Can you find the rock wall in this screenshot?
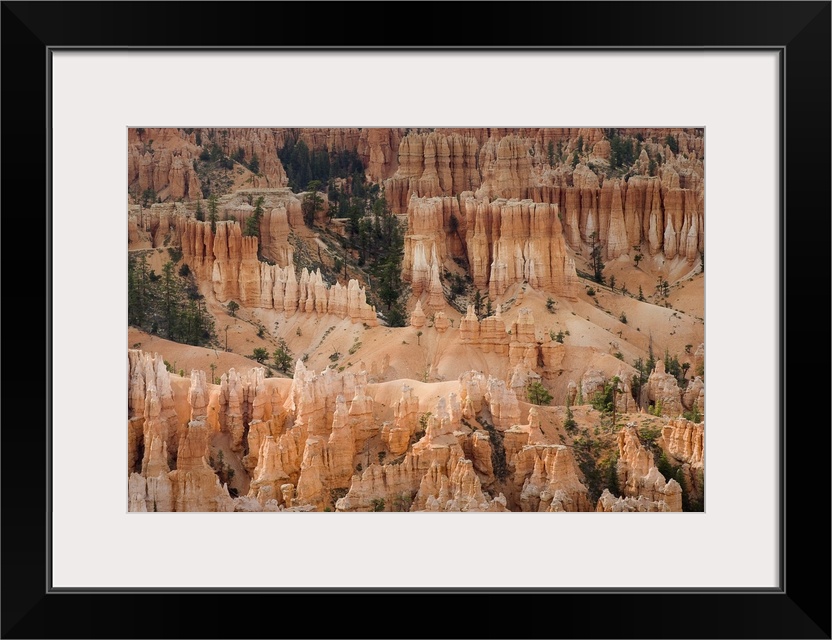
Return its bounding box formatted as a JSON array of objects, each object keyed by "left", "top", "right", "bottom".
[
  {"left": 384, "top": 131, "right": 481, "bottom": 212},
  {"left": 128, "top": 128, "right": 203, "bottom": 201},
  {"left": 181, "top": 217, "right": 378, "bottom": 325},
  {"left": 595, "top": 489, "right": 673, "bottom": 512},
  {"left": 512, "top": 444, "right": 591, "bottom": 512},
  {"left": 129, "top": 353, "right": 696, "bottom": 513},
  {"left": 196, "top": 127, "right": 405, "bottom": 185},
  {"left": 202, "top": 128, "right": 289, "bottom": 188},
  {"left": 129, "top": 350, "right": 390, "bottom": 512},
  {"left": 381, "top": 128, "right": 703, "bottom": 266},
  {"left": 128, "top": 350, "right": 236, "bottom": 512},
  {"left": 131, "top": 128, "right": 704, "bottom": 268},
  {"left": 659, "top": 417, "right": 704, "bottom": 467},
  {"left": 643, "top": 360, "right": 684, "bottom": 417},
  {"left": 614, "top": 425, "right": 682, "bottom": 511},
  {"left": 335, "top": 381, "right": 509, "bottom": 512},
  {"left": 402, "top": 193, "right": 579, "bottom": 303}
]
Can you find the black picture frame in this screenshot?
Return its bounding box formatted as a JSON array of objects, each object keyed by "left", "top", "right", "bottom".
[{"left": 2, "top": 2, "right": 829, "bottom": 638}]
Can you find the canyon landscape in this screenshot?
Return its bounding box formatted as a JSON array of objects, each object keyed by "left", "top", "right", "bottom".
[{"left": 127, "top": 127, "right": 704, "bottom": 513}]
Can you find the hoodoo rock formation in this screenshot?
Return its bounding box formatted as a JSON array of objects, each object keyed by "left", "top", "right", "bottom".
[
  {"left": 128, "top": 127, "right": 704, "bottom": 513},
  {"left": 401, "top": 194, "right": 579, "bottom": 301},
  {"left": 611, "top": 425, "right": 683, "bottom": 512}
]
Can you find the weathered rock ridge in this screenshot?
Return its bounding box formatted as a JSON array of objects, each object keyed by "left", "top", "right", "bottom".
[
  {"left": 402, "top": 194, "right": 579, "bottom": 301},
  {"left": 603, "top": 425, "right": 683, "bottom": 512},
  {"left": 384, "top": 128, "right": 703, "bottom": 265},
  {"left": 129, "top": 355, "right": 602, "bottom": 513}
]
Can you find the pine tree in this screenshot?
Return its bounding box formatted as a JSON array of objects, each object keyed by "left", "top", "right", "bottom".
[
  {"left": 302, "top": 181, "right": 324, "bottom": 227},
  {"left": 208, "top": 194, "right": 219, "bottom": 233},
  {"left": 589, "top": 231, "right": 605, "bottom": 284},
  {"left": 160, "top": 261, "right": 182, "bottom": 340},
  {"left": 563, "top": 399, "right": 577, "bottom": 434},
  {"left": 527, "top": 380, "right": 553, "bottom": 406},
  {"left": 244, "top": 196, "right": 264, "bottom": 238},
  {"left": 473, "top": 290, "right": 483, "bottom": 317}
]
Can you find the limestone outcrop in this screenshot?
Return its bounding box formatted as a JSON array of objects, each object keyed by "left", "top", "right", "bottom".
[
  {"left": 410, "top": 300, "right": 426, "bottom": 329},
  {"left": 201, "top": 128, "right": 289, "bottom": 188},
  {"left": 132, "top": 127, "right": 704, "bottom": 271},
  {"left": 659, "top": 417, "right": 704, "bottom": 467},
  {"left": 169, "top": 418, "right": 235, "bottom": 512},
  {"left": 511, "top": 443, "right": 591, "bottom": 512},
  {"left": 412, "top": 451, "right": 507, "bottom": 512},
  {"left": 128, "top": 353, "right": 700, "bottom": 512},
  {"left": 384, "top": 131, "right": 481, "bottom": 213},
  {"left": 644, "top": 360, "right": 684, "bottom": 417},
  {"left": 484, "top": 377, "right": 520, "bottom": 429},
  {"left": 180, "top": 218, "right": 378, "bottom": 325},
  {"left": 658, "top": 417, "right": 705, "bottom": 503},
  {"left": 128, "top": 129, "right": 203, "bottom": 201},
  {"left": 458, "top": 196, "right": 579, "bottom": 300},
  {"left": 595, "top": 490, "right": 673, "bottom": 512},
  {"left": 128, "top": 350, "right": 180, "bottom": 475},
  {"left": 380, "top": 128, "right": 703, "bottom": 268},
  {"left": 615, "top": 425, "right": 682, "bottom": 511},
  {"left": 179, "top": 189, "right": 299, "bottom": 265},
  {"left": 383, "top": 385, "right": 420, "bottom": 456}
]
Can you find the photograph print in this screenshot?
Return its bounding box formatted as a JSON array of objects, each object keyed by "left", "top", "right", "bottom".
[{"left": 127, "top": 127, "right": 704, "bottom": 513}]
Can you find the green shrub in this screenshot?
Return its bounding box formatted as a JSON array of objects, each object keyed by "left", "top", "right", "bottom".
[
  {"left": 683, "top": 405, "right": 702, "bottom": 422},
  {"left": 526, "top": 380, "right": 553, "bottom": 405},
  {"left": 273, "top": 339, "right": 293, "bottom": 373},
  {"left": 591, "top": 383, "right": 615, "bottom": 414},
  {"left": 563, "top": 403, "right": 578, "bottom": 435},
  {"left": 639, "top": 425, "right": 663, "bottom": 443},
  {"left": 482, "top": 420, "right": 509, "bottom": 481}
]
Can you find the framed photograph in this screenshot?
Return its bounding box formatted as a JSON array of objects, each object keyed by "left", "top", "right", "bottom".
[{"left": 4, "top": 1, "right": 829, "bottom": 638}]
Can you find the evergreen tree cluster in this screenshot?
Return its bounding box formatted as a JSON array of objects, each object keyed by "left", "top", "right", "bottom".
[
  {"left": 198, "top": 143, "right": 234, "bottom": 170},
  {"left": 231, "top": 147, "right": 260, "bottom": 174},
  {"left": 243, "top": 196, "right": 265, "bottom": 239},
  {"left": 194, "top": 142, "right": 235, "bottom": 198},
  {"left": 589, "top": 231, "right": 605, "bottom": 284},
  {"left": 278, "top": 137, "right": 364, "bottom": 192},
  {"left": 350, "top": 195, "right": 406, "bottom": 326},
  {"left": 609, "top": 133, "right": 638, "bottom": 171},
  {"left": 663, "top": 349, "right": 689, "bottom": 389},
  {"left": 590, "top": 382, "right": 615, "bottom": 414},
  {"left": 526, "top": 380, "right": 553, "bottom": 406},
  {"left": 128, "top": 254, "right": 216, "bottom": 347}
]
